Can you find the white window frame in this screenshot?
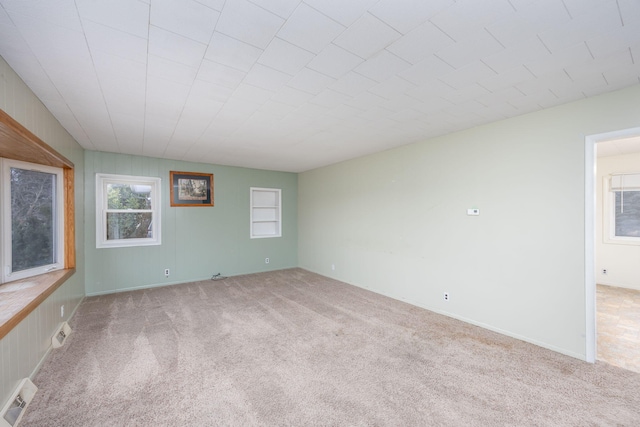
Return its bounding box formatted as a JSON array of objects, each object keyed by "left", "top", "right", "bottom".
[
  {"left": 96, "top": 173, "right": 161, "bottom": 248},
  {"left": 604, "top": 174, "right": 640, "bottom": 245},
  {"left": 1, "top": 159, "right": 65, "bottom": 282},
  {"left": 250, "top": 187, "right": 282, "bottom": 239}
]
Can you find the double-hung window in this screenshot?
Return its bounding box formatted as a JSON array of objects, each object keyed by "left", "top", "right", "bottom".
[
  {"left": 606, "top": 173, "right": 640, "bottom": 244},
  {"left": 96, "top": 174, "right": 161, "bottom": 248},
  {"left": 1, "top": 159, "right": 65, "bottom": 283}
]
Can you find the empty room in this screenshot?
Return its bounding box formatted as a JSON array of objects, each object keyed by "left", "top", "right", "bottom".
[{"left": 1, "top": 0, "right": 639, "bottom": 425}]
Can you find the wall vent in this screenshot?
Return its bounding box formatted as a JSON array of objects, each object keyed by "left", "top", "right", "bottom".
[
  {"left": 51, "top": 322, "right": 72, "bottom": 349},
  {"left": 0, "top": 378, "right": 37, "bottom": 427}
]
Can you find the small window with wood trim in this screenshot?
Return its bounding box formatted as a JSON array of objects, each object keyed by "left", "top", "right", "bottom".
[{"left": 1, "top": 159, "right": 65, "bottom": 283}]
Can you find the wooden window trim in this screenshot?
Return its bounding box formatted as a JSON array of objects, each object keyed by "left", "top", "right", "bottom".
[{"left": 0, "top": 108, "right": 76, "bottom": 340}]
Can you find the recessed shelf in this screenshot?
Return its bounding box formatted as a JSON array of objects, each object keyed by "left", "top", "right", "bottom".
[{"left": 250, "top": 187, "right": 281, "bottom": 239}]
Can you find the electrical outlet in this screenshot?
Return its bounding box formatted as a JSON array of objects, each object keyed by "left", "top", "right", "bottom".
[
  {"left": 602, "top": 268, "right": 607, "bottom": 275},
  {"left": 331, "top": 264, "right": 335, "bottom": 271},
  {"left": 164, "top": 269, "right": 170, "bottom": 277},
  {"left": 60, "top": 305, "right": 64, "bottom": 318},
  {"left": 443, "top": 292, "right": 450, "bottom": 301},
  {"left": 265, "top": 258, "right": 270, "bottom": 264}
]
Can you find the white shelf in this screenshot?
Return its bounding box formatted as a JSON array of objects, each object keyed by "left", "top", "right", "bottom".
[{"left": 250, "top": 187, "right": 281, "bottom": 238}]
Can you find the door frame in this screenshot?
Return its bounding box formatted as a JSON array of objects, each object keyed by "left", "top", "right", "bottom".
[{"left": 585, "top": 126, "right": 640, "bottom": 363}]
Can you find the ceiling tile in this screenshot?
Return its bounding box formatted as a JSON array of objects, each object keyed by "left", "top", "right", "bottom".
[
  {"left": 387, "top": 21, "right": 455, "bottom": 65},
  {"left": 248, "top": 0, "right": 302, "bottom": 19},
  {"left": 277, "top": 3, "right": 345, "bottom": 54},
  {"left": 216, "top": 0, "right": 284, "bottom": 49},
  {"left": 92, "top": 50, "right": 145, "bottom": 83},
  {"left": 149, "top": 26, "right": 207, "bottom": 68},
  {"left": 334, "top": 13, "right": 401, "bottom": 59},
  {"left": 562, "top": 0, "right": 617, "bottom": 18},
  {"left": 83, "top": 20, "right": 147, "bottom": 64},
  {"left": 344, "top": 91, "right": 386, "bottom": 110},
  {"left": 440, "top": 83, "right": 490, "bottom": 105},
  {"left": 369, "top": 0, "right": 454, "bottom": 34},
  {"left": 193, "top": 0, "right": 225, "bottom": 11},
  {"left": 197, "top": 59, "right": 246, "bottom": 88},
  {"left": 329, "top": 71, "right": 377, "bottom": 96},
  {"left": 399, "top": 55, "right": 454, "bottom": 85},
  {"left": 244, "top": 64, "right": 293, "bottom": 91},
  {"left": 150, "top": 0, "right": 220, "bottom": 44},
  {"left": 435, "top": 29, "right": 505, "bottom": 69},
  {"left": 307, "top": 1, "right": 378, "bottom": 27},
  {"left": 270, "top": 86, "right": 314, "bottom": 107},
  {"left": 439, "top": 61, "right": 497, "bottom": 90},
  {"left": 537, "top": 2, "right": 621, "bottom": 54},
  {"left": 429, "top": 0, "right": 514, "bottom": 42},
  {"left": 477, "top": 65, "right": 534, "bottom": 92},
  {"left": 147, "top": 55, "right": 198, "bottom": 86},
  {"left": 189, "top": 79, "right": 235, "bottom": 103},
  {"left": 586, "top": 30, "right": 629, "bottom": 60},
  {"left": 308, "top": 89, "right": 351, "bottom": 108},
  {"left": 307, "top": 44, "right": 363, "bottom": 78},
  {"left": 1, "top": 0, "right": 83, "bottom": 31},
  {"left": 619, "top": 0, "right": 640, "bottom": 26},
  {"left": 511, "top": 0, "right": 572, "bottom": 35},
  {"left": 354, "top": 51, "right": 411, "bottom": 82},
  {"left": 524, "top": 42, "right": 593, "bottom": 77},
  {"left": 257, "top": 100, "right": 297, "bottom": 117},
  {"left": 564, "top": 49, "right": 632, "bottom": 83},
  {"left": 258, "top": 37, "right": 315, "bottom": 74},
  {"left": 76, "top": 0, "right": 149, "bottom": 38},
  {"left": 146, "top": 79, "right": 190, "bottom": 113},
  {"left": 233, "top": 83, "right": 274, "bottom": 104},
  {"left": 287, "top": 67, "right": 335, "bottom": 94},
  {"left": 325, "top": 104, "right": 364, "bottom": 119},
  {"left": 180, "top": 96, "right": 224, "bottom": 122},
  {"left": 368, "top": 76, "right": 417, "bottom": 99},
  {"left": 482, "top": 36, "right": 549, "bottom": 73},
  {"left": 205, "top": 32, "right": 263, "bottom": 72}
]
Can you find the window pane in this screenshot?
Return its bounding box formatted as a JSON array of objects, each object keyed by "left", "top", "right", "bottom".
[
  {"left": 10, "top": 167, "right": 56, "bottom": 272},
  {"left": 615, "top": 191, "right": 640, "bottom": 237},
  {"left": 107, "top": 212, "right": 153, "bottom": 240},
  {"left": 107, "top": 183, "right": 152, "bottom": 209}
]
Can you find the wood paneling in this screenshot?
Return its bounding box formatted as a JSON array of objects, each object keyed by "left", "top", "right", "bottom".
[
  {"left": 0, "top": 109, "right": 73, "bottom": 168},
  {"left": 64, "top": 168, "right": 75, "bottom": 269}
]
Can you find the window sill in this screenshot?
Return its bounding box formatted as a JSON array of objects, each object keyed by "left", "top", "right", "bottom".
[{"left": 0, "top": 269, "right": 75, "bottom": 340}]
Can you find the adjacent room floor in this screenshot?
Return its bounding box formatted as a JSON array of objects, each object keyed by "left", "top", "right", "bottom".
[{"left": 597, "top": 284, "right": 640, "bottom": 373}]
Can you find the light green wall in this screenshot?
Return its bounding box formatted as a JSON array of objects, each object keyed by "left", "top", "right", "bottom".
[
  {"left": 84, "top": 151, "right": 297, "bottom": 295},
  {"left": 299, "top": 84, "right": 640, "bottom": 360},
  {"left": 0, "top": 56, "right": 85, "bottom": 408}
]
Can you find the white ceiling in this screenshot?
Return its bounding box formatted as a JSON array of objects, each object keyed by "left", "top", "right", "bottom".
[
  {"left": 597, "top": 135, "right": 640, "bottom": 157},
  {"left": 1, "top": 0, "right": 639, "bottom": 172}
]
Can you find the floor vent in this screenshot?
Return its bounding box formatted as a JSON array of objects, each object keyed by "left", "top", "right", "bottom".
[
  {"left": 0, "top": 378, "right": 37, "bottom": 427},
  {"left": 52, "top": 322, "right": 72, "bottom": 349}
]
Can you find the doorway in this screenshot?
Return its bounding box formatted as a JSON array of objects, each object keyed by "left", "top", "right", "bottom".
[{"left": 585, "top": 128, "right": 640, "bottom": 371}]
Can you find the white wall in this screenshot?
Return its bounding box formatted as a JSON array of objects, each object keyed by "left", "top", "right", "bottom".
[
  {"left": 596, "top": 151, "right": 640, "bottom": 290},
  {"left": 0, "top": 56, "right": 85, "bottom": 408},
  {"left": 299, "top": 84, "right": 640, "bottom": 361}
]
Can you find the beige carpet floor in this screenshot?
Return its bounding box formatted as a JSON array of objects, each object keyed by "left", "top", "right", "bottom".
[{"left": 22, "top": 269, "right": 640, "bottom": 426}]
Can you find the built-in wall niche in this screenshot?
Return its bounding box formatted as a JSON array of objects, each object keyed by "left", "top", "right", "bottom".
[{"left": 250, "top": 187, "right": 281, "bottom": 238}]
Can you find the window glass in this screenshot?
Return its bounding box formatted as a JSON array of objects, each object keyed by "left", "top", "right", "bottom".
[
  {"left": 10, "top": 167, "right": 57, "bottom": 272},
  {"left": 96, "top": 174, "right": 161, "bottom": 248},
  {"left": 614, "top": 191, "right": 640, "bottom": 238}
]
